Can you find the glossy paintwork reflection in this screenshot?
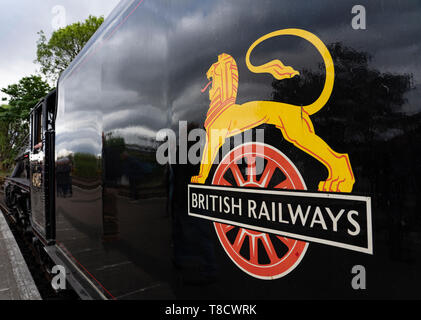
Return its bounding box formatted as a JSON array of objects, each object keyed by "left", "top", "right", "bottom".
[{"left": 54, "top": 0, "right": 420, "bottom": 299}]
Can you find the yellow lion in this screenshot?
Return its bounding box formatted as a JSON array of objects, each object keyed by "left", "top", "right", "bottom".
[{"left": 191, "top": 29, "right": 355, "bottom": 193}]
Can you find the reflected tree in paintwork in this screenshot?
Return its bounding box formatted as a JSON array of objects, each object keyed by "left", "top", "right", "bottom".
[{"left": 271, "top": 43, "right": 419, "bottom": 261}]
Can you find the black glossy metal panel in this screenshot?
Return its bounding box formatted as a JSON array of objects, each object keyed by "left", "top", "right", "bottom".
[{"left": 54, "top": 0, "right": 421, "bottom": 299}]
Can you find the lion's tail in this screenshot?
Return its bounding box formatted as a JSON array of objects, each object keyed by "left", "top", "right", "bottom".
[{"left": 245, "top": 28, "right": 334, "bottom": 116}]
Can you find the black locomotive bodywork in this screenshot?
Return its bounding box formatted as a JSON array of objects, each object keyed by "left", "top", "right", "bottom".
[
  {"left": 4, "top": 0, "right": 421, "bottom": 299},
  {"left": 4, "top": 146, "right": 31, "bottom": 228}
]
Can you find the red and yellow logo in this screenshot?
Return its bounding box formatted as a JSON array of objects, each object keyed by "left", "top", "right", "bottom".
[{"left": 191, "top": 29, "right": 355, "bottom": 279}]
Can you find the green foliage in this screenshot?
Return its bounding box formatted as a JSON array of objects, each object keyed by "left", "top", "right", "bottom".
[
  {"left": 0, "top": 106, "right": 27, "bottom": 170},
  {"left": 0, "top": 14, "right": 103, "bottom": 171},
  {"left": 73, "top": 153, "right": 100, "bottom": 179},
  {"left": 35, "top": 15, "right": 104, "bottom": 82},
  {"left": 0, "top": 113, "right": 14, "bottom": 170},
  {"left": 0, "top": 75, "right": 51, "bottom": 169},
  {"left": 1, "top": 75, "right": 51, "bottom": 120}
]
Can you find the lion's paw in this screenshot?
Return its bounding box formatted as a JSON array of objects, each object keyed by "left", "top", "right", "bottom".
[
  {"left": 318, "top": 177, "right": 355, "bottom": 193},
  {"left": 191, "top": 175, "right": 206, "bottom": 184}
]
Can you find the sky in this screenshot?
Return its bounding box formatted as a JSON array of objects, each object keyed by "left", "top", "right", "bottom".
[
  {"left": 0, "top": 0, "right": 121, "bottom": 102},
  {"left": 1, "top": 0, "right": 419, "bottom": 113}
]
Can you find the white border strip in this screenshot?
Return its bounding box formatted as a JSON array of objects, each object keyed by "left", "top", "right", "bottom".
[
  {"left": 191, "top": 184, "right": 371, "bottom": 202},
  {"left": 188, "top": 185, "right": 373, "bottom": 255}
]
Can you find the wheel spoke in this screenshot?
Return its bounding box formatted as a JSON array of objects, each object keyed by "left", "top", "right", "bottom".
[
  {"left": 233, "top": 229, "right": 247, "bottom": 251},
  {"left": 275, "top": 179, "right": 294, "bottom": 190},
  {"left": 222, "top": 224, "right": 235, "bottom": 233},
  {"left": 258, "top": 161, "right": 277, "bottom": 188},
  {"left": 277, "top": 236, "right": 295, "bottom": 250},
  {"left": 218, "top": 176, "right": 232, "bottom": 186},
  {"left": 249, "top": 235, "right": 259, "bottom": 264},
  {"left": 261, "top": 234, "right": 279, "bottom": 263},
  {"left": 230, "top": 163, "right": 246, "bottom": 186},
  {"left": 212, "top": 143, "right": 308, "bottom": 278},
  {"left": 245, "top": 155, "right": 257, "bottom": 184}
]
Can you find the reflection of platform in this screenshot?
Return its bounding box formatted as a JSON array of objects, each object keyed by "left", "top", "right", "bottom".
[
  {"left": 55, "top": 185, "right": 174, "bottom": 299},
  {"left": 0, "top": 209, "right": 41, "bottom": 300}
]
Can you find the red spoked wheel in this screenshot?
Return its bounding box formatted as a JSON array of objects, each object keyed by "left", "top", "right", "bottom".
[{"left": 212, "top": 142, "right": 309, "bottom": 280}]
